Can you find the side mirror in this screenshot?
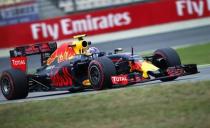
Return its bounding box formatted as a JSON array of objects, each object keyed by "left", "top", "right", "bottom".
[{"left": 114, "top": 48, "right": 123, "bottom": 54}]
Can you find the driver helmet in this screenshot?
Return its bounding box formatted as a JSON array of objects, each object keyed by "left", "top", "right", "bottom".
[{"left": 87, "top": 47, "right": 100, "bottom": 54}]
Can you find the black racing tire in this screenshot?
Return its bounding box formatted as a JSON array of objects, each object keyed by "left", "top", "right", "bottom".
[
  {"left": 88, "top": 56, "right": 116, "bottom": 90},
  {"left": 0, "top": 69, "right": 28, "bottom": 100},
  {"left": 154, "top": 48, "right": 181, "bottom": 82}
]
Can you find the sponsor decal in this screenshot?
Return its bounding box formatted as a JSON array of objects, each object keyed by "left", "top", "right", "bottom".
[
  {"left": 11, "top": 59, "right": 26, "bottom": 66},
  {"left": 30, "top": 12, "right": 131, "bottom": 40},
  {"left": 0, "top": 1, "right": 39, "bottom": 26},
  {"left": 0, "top": 0, "right": 210, "bottom": 48},
  {"left": 25, "top": 45, "right": 39, "bottom": 54},
  {"left": 50, "top": 67, "right": 73, "bottom": 87},
  {"left": 176, "top": 0, "right": 210, "bottom": 16},
  {"left": 111, "top": 75, "right": 128, "bottom": 85},
  {"left": 10, "top": 56, "right": 27, "bottom": 72},
  {"left": 47, "top": 43, "right": 76, "bottom": 65},
  {"left": 24, "top": 43, "right": 51, "bottom": 54},
  {"left": 167, "top": 67, "right": 184, "bottom": 76}
]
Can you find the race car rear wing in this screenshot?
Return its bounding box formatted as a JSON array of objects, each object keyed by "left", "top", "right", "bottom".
[
  {"left": 9, "top": 42, "right": 57, "bottom": 72},
  {"left": 10, "top": 42, "right": 57, "bottom": 57}
]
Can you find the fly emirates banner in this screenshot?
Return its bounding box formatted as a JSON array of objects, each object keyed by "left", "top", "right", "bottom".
[{"left": 0, "top": 0, "right": 210, "bottom": 48}]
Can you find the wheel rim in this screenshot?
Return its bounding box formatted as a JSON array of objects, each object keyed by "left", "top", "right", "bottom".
[
  {"left": 1, "top": 77, "right": 11, "bottom": 95},
  {"left": 89, "top": 65, "right": 101, "bottom": 86},
  {"left": 155, "top": 53, "right": 168, "bottom": 69}
]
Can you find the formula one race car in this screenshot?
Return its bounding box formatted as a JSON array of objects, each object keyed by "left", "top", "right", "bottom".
[{"left": 0, "top": 34, "right": 199, "bottom": 100}]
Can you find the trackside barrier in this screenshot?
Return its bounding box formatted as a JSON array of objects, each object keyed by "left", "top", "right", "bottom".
[{"left": 0, "top": 0, "right": 210, "bottom": 48}]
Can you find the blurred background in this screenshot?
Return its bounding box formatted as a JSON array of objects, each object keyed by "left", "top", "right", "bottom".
[{"left": 0, "top": 0, "right": 148, "bottom": 26}]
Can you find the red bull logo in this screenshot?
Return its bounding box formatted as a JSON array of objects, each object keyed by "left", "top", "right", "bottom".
[
  {"left": 50, "top": 67, "right": 73, "bottom": 87},
  {"left": 47, "top": 43, "right": 76, "bottom": 65}
]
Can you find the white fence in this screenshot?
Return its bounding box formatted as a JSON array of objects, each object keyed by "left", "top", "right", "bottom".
[{"left": 59, "top": 0, "right": 148, "bottom": 13}]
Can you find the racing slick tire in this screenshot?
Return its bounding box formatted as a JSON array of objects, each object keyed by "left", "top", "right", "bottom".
[
  {"left": 88, "top": 56, "right": 116, "bottom": 90},
  {"left": 154, "top": 48, "right": 181, "bottom": 82},
  {"left": 0, "top": 69, "right": 28, "bottom": 100}
]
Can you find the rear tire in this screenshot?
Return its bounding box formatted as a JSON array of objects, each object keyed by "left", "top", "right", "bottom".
[
  {"left": 0, "top": 69, "right": 28, "bottom": 100},
  {"left": 154, "top": 48, "right": 181, "bottom": 82},
  {"left": 88, "top": 57, "right": 116, "bottom": 90}
]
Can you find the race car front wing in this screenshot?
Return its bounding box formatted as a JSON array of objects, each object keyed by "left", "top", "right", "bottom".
[{"left": 111, "top": 64, "right": 199, "bottom": 86}]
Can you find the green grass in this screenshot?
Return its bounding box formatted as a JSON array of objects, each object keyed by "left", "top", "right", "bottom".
[
  {"left": 141, "top": 42, "right": 210, "bottom": 65},
  {"left": 176, "top": 43, "right": 210, "bottom": 65},
  {"left": 0, "top": 81, "right": 210, "bottom": 128}
]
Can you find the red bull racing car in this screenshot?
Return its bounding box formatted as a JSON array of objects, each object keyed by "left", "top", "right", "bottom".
[{"left": 0, "top": 35, "right": 198, "bottom": 100}]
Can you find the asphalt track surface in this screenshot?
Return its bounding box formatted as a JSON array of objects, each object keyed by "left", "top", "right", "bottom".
[
  {"left": 0, "top": 25, "right": 210, "bottom": 103},
  {"left": 0, "top": 66, "right": 209, "bottom": 104}
]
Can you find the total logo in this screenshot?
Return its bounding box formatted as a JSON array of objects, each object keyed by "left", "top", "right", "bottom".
[
  {"left": 112, "top": 76, "right": 127, "bottom": 82},
  {"left": 111, "top": 75, "right": 128, "bottom": 85},
  {"left": 11, "top": 59, "right": 26, "bottom": 66},
  {"left": 10, "top": 57, "right": 27, "bottom": 72}
]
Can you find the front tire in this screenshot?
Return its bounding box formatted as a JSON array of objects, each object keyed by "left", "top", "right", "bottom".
[
  {"left": 0, "top": 69, "right": 28, "bottom": 100},
  {"left": 154, "top": 48, "right": 181, "bottom": 82},
  {"left": 88, "top": 57, "right": 116, "bottom": 90}
]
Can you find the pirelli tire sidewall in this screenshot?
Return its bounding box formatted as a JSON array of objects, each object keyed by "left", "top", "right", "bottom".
[
  {"left": 0, "top": 69, "right": 28, "bottom": 100},
  {"left": 88, "top": 57, "right": 116, "bottom": 90},
  {"left": 154, "top": 47, "right": 181, "bottom": 81}
]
